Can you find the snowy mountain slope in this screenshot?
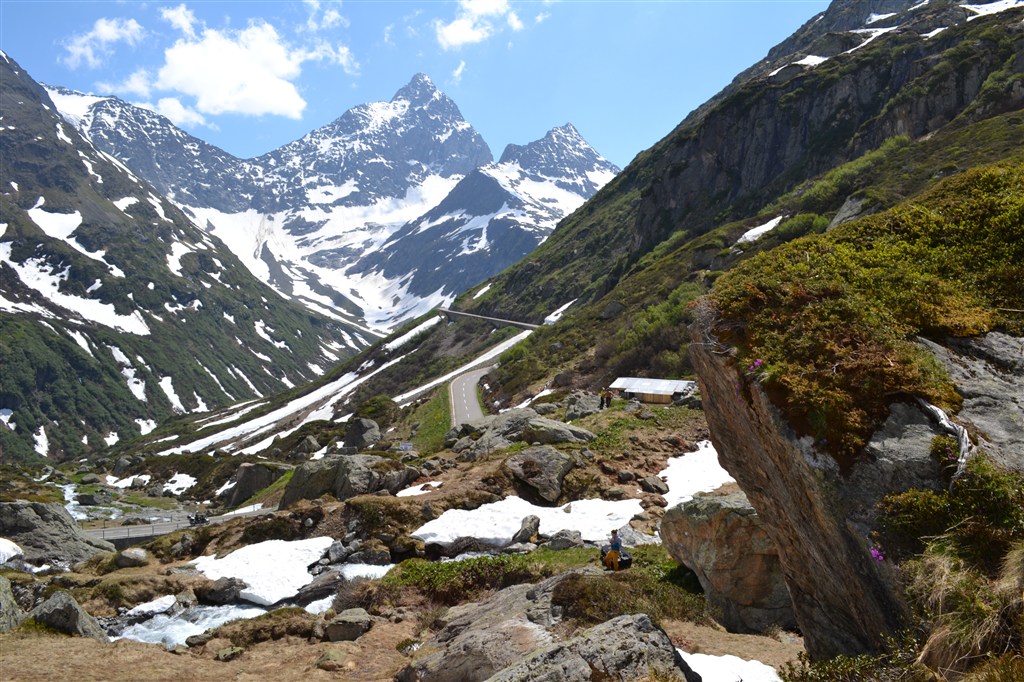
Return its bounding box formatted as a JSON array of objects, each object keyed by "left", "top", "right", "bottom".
[
  {"left": 49, "top": 75, "right": 618, "bottom": 331},
  {"left": 350, "top": 124, "right": 619, "bottom": 300},
  {"left": 0, "top": 51, "right": 368, "bottom": 463}
]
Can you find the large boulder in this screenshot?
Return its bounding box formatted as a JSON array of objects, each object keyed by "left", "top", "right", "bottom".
[
  {"left": 487, "top": 614, "right": 697, "bottom": 682},
  {"left": 194, "top": 577, "right": 246, "bottom": 605},
  {"left": 279, "top": 455, "right": 419, "bottom": 508},
  {"left": 564, "top": 392, "right": 602, "bottom": 421},
  {"left": 28, "top": 591, "right": 106, "bottom": 640},
  {"left": 1, "top": 575, "right": 23, "bottom": 632},
  {"left": 396, "top": 571, "right": 578, "bottom": 682},
  {"left": 690, "top": 328, "right": 913, "bottom": 658},
  {"left": 344, "top": 418, "right": 382, "bottom": 451},
  {"left": 222, "top": 462, "right": 292, "bottom": 509},
  {"left": 0, "top": 502, "right": 114, "bottom": 567},
  {"left": 113, "top": 547, "right": 150, "bottom": 569},
  {"left": 397, "top": 571, "right": 698, "bottom": 682},
  {"left": 324, "top": 607, "right": 374, "bottom": 641},
  {"left": 504, "top": 446, "right": 574, "bottom": 504},
  {"left": 522, "top": 418, "right": 596, "bottom": 446},
  {"left": 660, "top": 490, "right": 795, "bottom": 634}
]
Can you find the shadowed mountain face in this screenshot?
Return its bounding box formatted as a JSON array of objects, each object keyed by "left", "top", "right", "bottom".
[{"left": 0, "top": 52, "right": 366, "bottom": 463}]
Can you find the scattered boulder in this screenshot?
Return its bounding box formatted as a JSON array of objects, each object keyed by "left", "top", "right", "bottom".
[
  {"left": 28, "top": 591, "right": 106, "bottom": 640},
  {"left": 343, "top": 419, "right": 382, "bottom": 451},
  {"left": 564, "top": 392, "right": 601, "bottom": 421},
  {"left": 315, "top": 650, "right": 348, "bottom": 671},
  {"left": 395, "top": 571, "right": 579, "bottom": 682},
  {"left": 639, "top": 475, "right": 670, "bottom": 495},
  {"left": 222, "top": 462, "right": 292, "bottom": 509},
  {"left": 532, "top": 402, "right": 559, "bottom": 416},
  {"left": 299, "top": 435, "right": 322, "bottom": 454},
  {"left": 279, "top": 454, "right": 419, "bottom": 508},
  {"left": 544, "top": 529, "right": 584, "bottom": 550},
  {"left": 324, "top": 608, "right": 374, "bottom": 642},
  {"left": 295, "top": 569, "right": 347, "bottom": 607},
  {"left": 522, "top": 418, "right": 596, "bottom": 446},
  {"left": 487, "top": 614, "right": 698, "bottom": 682},
  {"left": 80, "top": 474, "right": 101, "bottom": 484},
  {"left": 195, "top": 577, "right": 247, "bottom": 606},
  {"left": 661, "top": 490, "right": 795, "bottom": 634},
  {"left": 113, "top": 547, "right": 150, "bottom": 569},
  {"left": 77, "top": 491, "right": 113, "bottom": 506},
  {"left": 215, "top": 646, "right": 245, "bottom": 662},
  {"left": 0, "top": 501, "right": 114, "bottom": 566},
  {"left": 504, "top": 446, "right": 574, "bottom": 504},
  {"left": 112, "top": 458, "right": 131, "bottom": 476},
  {"left": 509, "top": 515, "right": 540, "bottom": 545},
  {"left": 1, "top": 576, "right": 24, "bottom": 632}
]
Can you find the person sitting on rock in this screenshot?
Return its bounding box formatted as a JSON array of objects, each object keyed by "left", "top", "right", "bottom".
[{"left": 604, "top": 529, "right": 623, "bottom": 571}]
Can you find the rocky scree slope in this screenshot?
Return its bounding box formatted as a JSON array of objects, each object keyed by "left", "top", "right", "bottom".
[{"left": 0, "top": 52, "right": 359, "bottom": 464}]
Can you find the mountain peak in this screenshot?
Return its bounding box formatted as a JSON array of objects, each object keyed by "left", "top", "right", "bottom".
[
  {"left": 498, "top": 124, "right": 617, "bottom": 178},
  {"left": 393, "top": 73, "right": 439, "bottom": 104}
]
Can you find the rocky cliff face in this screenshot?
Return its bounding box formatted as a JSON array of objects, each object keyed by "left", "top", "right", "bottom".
[
  {"left": 688, "top": 327, "right": 912, "bottom": 659},
  {"left": 634, "top": 9, "right": 1024, "bottom": 255}
]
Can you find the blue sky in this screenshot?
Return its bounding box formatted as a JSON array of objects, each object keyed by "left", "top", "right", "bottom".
[{"left": 0, "top": 1, "right": 830, "bottom": 168}]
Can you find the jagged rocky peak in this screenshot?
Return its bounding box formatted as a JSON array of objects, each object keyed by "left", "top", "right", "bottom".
[
  {"left": 393, "top": 72, "right": 442, "bottom": 105},
  {"left": 498, "top": 123, "right": 619, "bottom": 186}
]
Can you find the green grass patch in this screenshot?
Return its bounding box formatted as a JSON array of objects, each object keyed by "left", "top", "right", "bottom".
[
  {"left": 382, "top": 554, "right": 547, "bottom": 605},
  {"left": 409, "top": 389, "right": 451, "bottom": 456}
]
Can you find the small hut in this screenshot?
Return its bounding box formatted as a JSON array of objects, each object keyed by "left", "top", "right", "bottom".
[{"left": 608, "top": 377, "right": 695, "bottom": 404}]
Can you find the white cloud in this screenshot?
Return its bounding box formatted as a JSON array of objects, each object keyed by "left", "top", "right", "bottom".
[
  {"left": 452, "top": 59, "right": 467, "bottom": 84},
  {"left": 383, "top": 23, "right": 395, "bottom": 45},
  {"left": 434, "top": 0, "right": 524, "bottom": 50},
  {"left": 156, "top": 22, "right": 310, "bottom": 118},
  {"left": 303, "top": 0, "right": 349, "bottom": 32},
  {"left": 535, "top": 12, "right": 550, "bottom": 24},
  {"left": 161, "top": 4, "right": 198, "bottom": 39},
  {"left": 63, "top": 17, "right": 144, "bottom": 69},
  {"left": 435, "top": 17, "right": 493, "bottom": 50},
  {"left": 151, "top": 97, "right": 209, "bottom": 127},
  {"left": 97, "top": 68, "right": 153, "bottom": 99}
]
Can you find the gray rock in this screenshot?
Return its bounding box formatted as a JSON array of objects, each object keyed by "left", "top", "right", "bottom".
[
  {"left": 522, "top": 418, "right": 596, "bottom": 446},
  {"left": 1, "top": 576, "right": 24, "bottom": 632},
  {"left": 344, "top": 418, "right": 382, "bottom": 451},
  {"left": 545, "top": 529, "right": 583, "bottom": 551},
  {"left": 114, "top": 547, "right": 150, "bottom": 569},
  {"left": 396, "top": 571, "right": 582, "bottom": 682},
  {"left": 533, "top": 402, "right": 559, "bottom": 416},
  {"left": 661, "top": 491, "right": 795, "bottom": 634},
  {"left": 639, "top": 475, "right": 669, "bottom": 495},
  {"left": 195, "top": 577, "right": 246, "bottom": 605},
  {"left": 0, "top": 502, "right": 114, "bottom": 566},
  {"left": 299, "top": 435, "right": 322, "bottom": 453},
  {"left": 324, "top": 607, "right": 373, "bottom": 641},
  {"left": 564, "top": 392, "right": 601, "bottom": 421},
  {"left": 487, "top": 614, "right": 697, "bottom": 682},
  {"left": 327, "top": 539, "right": 355, "bottom": 563},
  {"left": 504, "top": 446, "right": 574, "bottom": 505},
  {"left": 509, "top": 515, "right": 540, "bottom": 545},
  {"left": 80, "top": 474, "right": 101, "bottom": 484},
  {"left": 279, "top": 454, "right": 419, "bottom": 508},
  {"left": 222, "top": 462, "right": 292, "bottom": 509},
  {"left": 28, "top": 591, "right": 106, "bottom": 640},
  {"left": 920, "top": 333, "right": 1024, "bottom": 472},
  {"left": 295, "top": 569, "right": 346, "bottom": 607},
  {"left": 112, "top": 458, "right": 131, "bottom": 476}
]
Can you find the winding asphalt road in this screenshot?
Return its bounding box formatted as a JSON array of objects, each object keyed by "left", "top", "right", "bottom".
[
  {"left": 449, "top": 366, "right": 491, "bottom": 427},
  {"left": 83, "top": 506, "right": 270, "bottom": 543}
]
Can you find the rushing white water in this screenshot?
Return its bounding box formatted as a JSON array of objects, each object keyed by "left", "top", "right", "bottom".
[{"left": 117, "top": 604, "right": 267, "bottom": 648}]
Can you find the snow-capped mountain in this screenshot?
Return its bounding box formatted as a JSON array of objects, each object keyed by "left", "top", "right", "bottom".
[
  {"left": 48, "top": 75, "right": 618, "bottom": 330},
  {"left": 350, "top": 124, "right": 619, "bottom": 299},
  {"left": 0, "top": 51, "right": 371, "bottom": 462}
]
